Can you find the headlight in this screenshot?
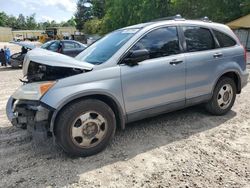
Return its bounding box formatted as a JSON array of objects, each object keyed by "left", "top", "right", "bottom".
[{"left": 12, "top": 81, "right": 56, "bottom": 100}]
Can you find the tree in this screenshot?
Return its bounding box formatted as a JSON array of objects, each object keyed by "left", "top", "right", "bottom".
[
  {"left": 99, "top": 0, "right": 173, "bottom": 33},
  {"left": 63, "top": 17, "right": 77, "bottom": 27},
  {"left": 240, "top": 0, "right": 250, "bottom": 17},
  {"left": 6, "top": 16, "right": 17, "bottom": 29},
  {"left": 1, "top": 0, "right": 250, "bottom": 33},
  {"left": 84, "top": 18, "right": 102, "bottom": 34},
  {"left": 0, "top": 12, "right": 8, "bottom": 26},
  {"left": 172, "top": 0, "right": 244, "bottom": 23},
  {"left": 26, "top": 14, "right": 37, "bottom": 30},
  {"left": 92, "top": 0, "right": 105, "bottom": 19},
  {"left": 16, "top": 14, "right": 26, "bottom": 30},
  {"left": 75, "top": 0, "right": 93, "bottom": 31}
]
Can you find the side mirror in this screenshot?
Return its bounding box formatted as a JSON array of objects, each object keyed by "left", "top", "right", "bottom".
[{"left": 123, "top": 49, "right": 149, "bottom": 65}]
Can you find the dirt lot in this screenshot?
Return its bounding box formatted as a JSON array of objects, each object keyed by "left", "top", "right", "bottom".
[
  {"left": 0, "top": 43, "right": 250, "bottom": 188},
  {"left": 248, "top": 52, "right": 250, "bottom": 64}
]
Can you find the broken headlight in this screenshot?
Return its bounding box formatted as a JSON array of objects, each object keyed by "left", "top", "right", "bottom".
[{"left": 12, "top": 81, "right": 56, "bottom": 100}]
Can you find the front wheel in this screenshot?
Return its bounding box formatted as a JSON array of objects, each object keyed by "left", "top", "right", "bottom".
[
  {"left": 206, "top": 77, "right": 236, "bottom": 115},
  {"left": 55, "top": 99, "right": 116, "bottom": 157}
]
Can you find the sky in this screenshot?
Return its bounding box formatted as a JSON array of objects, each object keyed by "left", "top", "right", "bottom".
[{"left": 0, "top": 0, "right": 77, "bottom": 22}]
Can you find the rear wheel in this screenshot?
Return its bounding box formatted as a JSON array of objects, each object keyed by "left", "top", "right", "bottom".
[
  {"left": 206, "top": 77, "right": 236, "bottom": 115},
  {"left": 55, "top": 99, "right": 116, "bottom": 157}
]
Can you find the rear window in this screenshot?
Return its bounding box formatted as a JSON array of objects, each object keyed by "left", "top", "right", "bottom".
[
  {"left": 213, "top": 30, "right": 236, "bottom": 48},
  {"left": 183, "top": 26, "right": 215, "bottom": 52}
]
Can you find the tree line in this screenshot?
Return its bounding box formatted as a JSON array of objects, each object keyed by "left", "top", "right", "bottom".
[
  {"left": 75, "top": 0, "right": 250, "bottom": 35},
  {"left": 0, "top": 12, "right": 76, "bottom": 30},
  {"left": 0, "top": 0, "right": 249, "bottom": 33}
]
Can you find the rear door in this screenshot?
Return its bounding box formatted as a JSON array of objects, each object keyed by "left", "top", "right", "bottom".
[
  {"left": 212, "top": 29, "right": 243, "bottom": 68},
  {"left": 62, "top": 41, "right": 79, "bottom": 57},
  {"left": 181, "top": 25, "right": 223, "bottom": 102}
]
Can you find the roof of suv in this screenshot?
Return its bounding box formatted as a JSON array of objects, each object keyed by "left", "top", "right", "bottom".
[
  {"left": 123, "top": 18, "right": 236, "bottom": 41},
  {"left": 125, "top": 19, "right": 228, "bottom": 30}
]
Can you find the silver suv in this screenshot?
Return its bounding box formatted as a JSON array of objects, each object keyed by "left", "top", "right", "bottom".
[{"left": 6, "top": 17, "right": 249, "bottom": 156}]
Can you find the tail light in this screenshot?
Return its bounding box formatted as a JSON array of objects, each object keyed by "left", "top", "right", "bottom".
[{"left": 233, "top": 31, "right": 247, "bottom": 64}]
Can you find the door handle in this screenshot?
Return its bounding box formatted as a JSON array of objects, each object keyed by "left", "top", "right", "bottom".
[
  {"left": 169, "top": 59, "right": 183, "bottom": 65},
  {"left": 213, "top": 53, "right": 223, "bottom": 58}
]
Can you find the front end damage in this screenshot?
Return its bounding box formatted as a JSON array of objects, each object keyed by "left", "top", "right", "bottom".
[
  {"left": 6, "top": 97, "right": 53, "bottom": 138},
  {"left": 6, "top": 48, "right": 94, "bottom": 139}
]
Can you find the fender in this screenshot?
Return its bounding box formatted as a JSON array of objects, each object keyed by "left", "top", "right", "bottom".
[
  {"left": 48, "top": 91, "right": 126, "bottom": 133},
  {"left": 212, "top": 69, "right": 241, "bottom": 95}
]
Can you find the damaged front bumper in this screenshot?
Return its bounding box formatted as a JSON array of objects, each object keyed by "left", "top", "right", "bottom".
[{"left": 6, "top": 97, "right": 53, "bottom": 136}]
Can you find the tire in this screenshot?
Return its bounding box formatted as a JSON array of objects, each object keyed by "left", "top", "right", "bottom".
[
  {"left": 55, "top": 99, "right": 116, "bottom": 157},
  {"left": 206, "top": 77, "right": 236, "bottom": 115}
]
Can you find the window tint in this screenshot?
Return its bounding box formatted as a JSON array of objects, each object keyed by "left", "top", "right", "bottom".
[
  {"left": 132, "top": 27, "right": 180, "bottom": 59},
  {"left": 48, "top": 41, "right": 60, "bottom": 51},
  {"left": 41, "top": 40, "right": 54, "bottom": 49},
  {"left": 64, "top": 42, "right": 75, "bottom": 49},
  {"left": 213, "top": 30, "right": 236, "bottom": 48},
  {"left": 74, "top": 43, "right": 81, "bottom": 48},
  {"left": 183, "top": 26, "right": 215, "bottom": 52}
]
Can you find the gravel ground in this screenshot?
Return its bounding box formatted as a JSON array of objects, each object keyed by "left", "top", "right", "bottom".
[
  {"left": 247, "top": 52, "right": 250, "bottom": 64},
  {"left": 0, "top": 43, "right": 250, "bottom": 188}
]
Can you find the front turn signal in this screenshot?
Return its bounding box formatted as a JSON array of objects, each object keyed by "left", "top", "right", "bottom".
[{"left": 39, "top": 82, "right": 55, "bottom": 96}]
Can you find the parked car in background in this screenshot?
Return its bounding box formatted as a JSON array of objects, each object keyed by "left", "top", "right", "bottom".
[
  {"left": 40, "top": 40, "right": 87, "bottom": 57},
  {"left": 87, "top": 35, "right": 101, "bottom": 45},
  {"left": 7, "top": 16, "right": 249, "bottom": 157},
  {"left": 9, "top": 40, "right": 87, "bottom": 68},
  {"left": 9, "top": 42, "right": 36, "bottom": 68}
]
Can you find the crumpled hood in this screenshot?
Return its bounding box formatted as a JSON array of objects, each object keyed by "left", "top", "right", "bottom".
[{"left": 23, "top": 48, "right": 94, "bottom": 76}]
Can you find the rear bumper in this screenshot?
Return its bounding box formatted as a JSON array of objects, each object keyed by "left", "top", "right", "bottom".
[{"left": 6, "top": 97, "right": 51, "bottom": 132}]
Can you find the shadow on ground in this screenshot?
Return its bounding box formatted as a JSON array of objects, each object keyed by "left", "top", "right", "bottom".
[
  {"left": 0, "top": 105, "right": 237, "bottom": 187},
  {"left": 0, "top": 67, "right": 20, "bottom": 72}
]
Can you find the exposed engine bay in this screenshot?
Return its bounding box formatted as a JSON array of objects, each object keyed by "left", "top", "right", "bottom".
[
  {"left": 24, "top": 61, "right": 86, "bottom": 82},
  {"left": 20, "top": 48, "right": 94, "bottom": 83}
]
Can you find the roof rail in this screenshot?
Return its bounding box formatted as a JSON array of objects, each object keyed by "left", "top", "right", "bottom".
[
  {"left": 201, "top": 16, "right": 212, "bottom": 22},
  {"left": 151, "top": 14, "right": 185, "bottom": 22}
]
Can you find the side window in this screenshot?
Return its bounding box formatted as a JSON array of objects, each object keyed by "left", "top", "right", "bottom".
[
  {"left": 64, "top": 42, "right": 76, "bottom": 49},
  {"left": 213, "top": 30, "right": 236, "bottom": 48},
  {"left": 74, "top": 42, "right": 82, "bottom": 48},
  {"left": 183, "top": 26, "right": 215, "bottom": 52},
  {"left": 74, "top": 43, "right": 81, "bottom": 48},
  {"left": 132, "top": 27, "right": 181, "bottom": 59},
  {"left": 48, "top": 41, "right": 60, "bottom": 52}
]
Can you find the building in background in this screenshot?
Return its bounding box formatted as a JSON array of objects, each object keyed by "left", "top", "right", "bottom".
[
  {"left": 12, "top": 30, "right": 45, "bottom": 41},
  {"left": 46, "top": 27, "right": 77, "bottom": 38},
  {"left": 227, "top": 14, "right": 250, "bottom": 51},
  {"left": 0, "top": 27, "right": 12, "bottom": 42},
  {"left": 0, "top": 27, "right": 78, "bottom": 42}
]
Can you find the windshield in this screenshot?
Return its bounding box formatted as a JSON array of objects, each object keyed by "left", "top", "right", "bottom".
[
  {"left": 75, "top": 29, "right": 139, "bottom": 65},
  {"left": 40, "top": 41, "right": 54, "bottom": 49}
]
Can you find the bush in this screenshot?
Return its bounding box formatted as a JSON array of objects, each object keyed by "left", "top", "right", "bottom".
[{"left": 84, "top": 18, "right": 103, "bottom": 35}]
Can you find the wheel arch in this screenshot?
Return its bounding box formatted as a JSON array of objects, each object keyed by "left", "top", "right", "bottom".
[
  {"left": 50, "top": 92, "right": 126, "bottom": 134},
  {"left": 213, "top": 71, "right": 241, "bottom": 94}
]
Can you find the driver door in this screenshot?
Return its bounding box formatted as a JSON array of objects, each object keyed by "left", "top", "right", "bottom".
[{"left": 120, "top": 26, "right": 186, "bottom": 121}]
